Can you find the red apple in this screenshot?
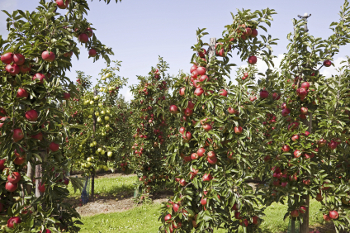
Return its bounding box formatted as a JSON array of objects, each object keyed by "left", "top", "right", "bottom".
[
  {"left": 281, "top": 145, "right": 290, "bottom": 152},
  {"left": 301, "top": 82, "right": 310, "bottom": 89},
  {"left": 49, "top": 142, "right": 60, "bottom": 152},
  {"left": 164, "top": 214, "right": 172, "bottom": 222},
  {"left": 260, "top": 90, "right": 269, "bottom": 99},
  {"left": 5, "top": 64, "right": 20, "bottom": 76},
  {"left": 197, "top": 148, "right": 205, "bottom": 157},
  {"left": 5, "top": 182, "right": 17, "bottom": 192},
  {"left": 78, "top": 33, "right": 89, "bottom": 43},
  {"left": 282, "top": 108, "right": 291, "bottom": 117},
  {"left": 299, "top": 206, "right": 307, "bottom": 214},
  {"left": 202, "top": 173, "right": 212, "bottom": 181},
  {"left": 234, "top": 126, "right": 243, "bottom": 134},
  {"left": 63, "top": 93, "right": 70, "bottom": 100},
  {"left": 291, "top": 134, "right": 299, "bottom": 141},
  {"left": 32, "top": 73, "right": 46, "bottom": 84},
  {"left": 7, "top": 216, "right": 21, "bottom": 228},
  {"left": 16, "top": 88, "right": 29, "bottom": 98},
  {"left": 173, "top": 203, "right": 179, "bottom": 212},
  {"left": 31, "top": 132, "right": 43, "bottom": 141},
  {"left": 291, "top": 210, "right": 299, "bottom": 217},
  {"left": 169, "top": 105, "right": 178, "bottom": 114},
  {"left": 200, "top": 198, "right": 207, "bottom": 205},
  {"left": 294, "top": 150, "right": 302, "bottom": 158},
  {"left": 316, "top": 193, "right": 323, "bottom": 202},
  {"left": 85, "top": 28, "right": 93, "bottom": 37},
  {"left": 0, "top": 159, "right": 6, "bottom": 171},
  {"left": 13, "top": 129, "right": 24, "bottom": 142},
  {"left": 251, "top": 29, "right": 258, "bottom": 37},
  {"left": 190, "top": 64, "right": 198, "bottom": 73},
  {"left": 219, "top": 89, "right": 228, "bottom": 97},
  {"left": 179, "top": 87, "right": 185, "bottom": 96},
  {"left": 1, "top": 52, "right": 13, "bottom": 64},
  {"left": 7, "top": 172, "right": 21, "bottom": 184},
  {"left": 197, "top": 66, "right": 206, "bottom": 75},
  {"left": 13, "top": 53, "right": 25, "bottom": 65},
  {"left": 41, "top": 51, "right": 55, "bottom": 62},
  {"left": 318, "top": 139, "right": 327, "bottom": 147},
  {"left": 207, "top": 151, "right": 216, "bottom": 158},
  {"left": 56, "top": 0, "right": 70, "bottom": 9},
  {"left": 194, "top": 87, "right": 204, "bottom": 96},
  {"left": 235, "top": 212, "right": 242, "bottom": 219},
  {"left": 25, "top": 110, "right": 38, "bottom": 121},
  {"left": 202, "top": 124, "right": 212, "bottom": 131},
  {"left": 248, "top": 55, "right": 257, "bottom": 64},
  {"left": 183, "top": 132, "right": 192, "bottom": 141},
  {"left": 207, "top": 157, "right": 217, "bottom": 164},
  {"left": 179, "top": 127, "right": 185, "bottom": 134},
  {"left": 329, "top": 210, "right": 339, "bottom": 219},
  {"left": 300, "top": 107, "right": 308, "bottom": 114},
  {"left": 323, "top": 60, "right": 332, "bottom": 67},
  {"left": 179, "top": 179, "right": 187, "bottom": 186},
  {"left": 184, "top": 108, "right": 193, "bottom": 116},
  {"left": 323, "top": 214, "right": 331, "bottom": 221},
  {"left": 89, "top": 48, "right": 97, "bottom": 57},
  {"left": 188, "top": 101, "right": 195, "bottom": 110},
  {"left": 252, "top": 216, "right": 258, "bottom": 225},
  {"left": 191, "top": 153, "right": 198, "bottom": 160}
]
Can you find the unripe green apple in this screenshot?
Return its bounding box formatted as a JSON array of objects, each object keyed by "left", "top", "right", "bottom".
[
  {"left": 94, "top": 96, "right": 99, "bottom": 100},
  {"left": 107, "top": 151, "right": 113, "bottom": 157},
  {"left": 99, "top": 88, "right": 104, "bottom": 92},
  {"left": 86, "top": 162, "right": 91, "bottom": 168},
  {"left": 105, "top": 116, "right": 110, "bottom": 121},
  {"left": 97, "top": 148, "right": 102, "bottom": 152},
  {"left": 87, "top": 157, "right": 92, "bottom": 162},
  {"left": 100, "top": 110, "right": 105, "bottom": 115},
  {"left": 97, "top": 117, "right": 102, "bottom": 123},
  {"left": 84, "top": 100, "right": 89, "bottom": 105},
  {"left": 88, "top": 115, "right": 92, "bottom": 118},
  {"left": 89, "top": 143, "right": 94, "bottom": 147},
  {"left": 106, "top": 109, "right": 110, "bottom": 114},
  {"left": 105, "top": 124, "right": 110, "bottom": 128},
  {"left": 93, "top": 141, "right": 97, "bottom": 146},
  {"left": 90, "top": 101, "right": 94, "bottom": 105},
  {"left": 95, "top": 150, "right": 99, "bottom": 155},
  {"left": 101, "top": 132, "right": 106, "bottom": 136},
  {"left": 98, "top": 103, "right": 103, "bottom": 107},
  {"left": 101, "top": 76, "right": 106, "bottom": 80},
  {"left": 95, "top": 112, "right": 100, "bottom": 116},
  {"left": 106, "top": 73, "right": 112, "bottom": 78},
  {"left": 108, "top": 87, "right": 113, "bottom": 91},
  {"left": 101, "top": 150, "right": 105, "bottom": 154}
]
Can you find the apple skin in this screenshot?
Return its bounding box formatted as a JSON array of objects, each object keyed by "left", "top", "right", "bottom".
[
  {"left": 294, "top": 150, "right": 302, "bottom": 158},
  {"left": 78, "top": 33, "right": 89, "bottom": 43},
  {"left": 219, "top": 89, "right": 228, "bottom": 97},
  {"left": 38, "top": 183, "right": 45, "bottom": 193},
  {"left": 49, "top": 142, "right": 60, "bottom": 152},
  {"left": 202, "top": 124, "right": 212, "bottom": 131},
  {"left": 13, "top": 128, "right": 24, "bottom": 142},
  {"left": 200, "top": 198, "right": 207, "bottom": 205},
  {"left": 31, "top": 132, "right": 43, "bottom": 141},
  {"left": 89, "top": 49, "right": 97, "bottom": 57},
  {"left": 32, "top": 73, "right": 46, "bottom": 84},
  {"left": 323, "top": 60, "right": 332, "bottom": 67},
  {"left": 5, "top": 64, "right": 20, "bottom": 76},
  {"left": 251, "top": 29, "right": 258, "bottom": 37},
  {"left": 252, "top": 216, "right": 259, "bottom": 225},
  {"left": 5, "top": 182, "right": 18, "bottom": 192},
  {"left": 234, "top": 126, "right": 243, "bottom": 134},
  {"left": 0, "top": 159, "right": 6, "bottom": 171},
  {"left": 260, "top": 90, "right": 269, "bottom": 99},
  {"left": 179, "top": 87, "right": 185, "bottom": 96},
  {"left": 56, "top": 0, "right": 70, "bottom": 9},
  {"left": 7, "top": 216, "right": 21, "bottom": 228},
  {"left": 281, "top": 145, "right": 290, "bottom": 152},
  {"left": 197, "top": 66, "right": 206, "bottom": 75},
  {"left": 25, "top": 110, "right": 38, "bottom": 121},
  {"left": 20, "top": 64, "right": 31, "bottom": 73},
  {"left": 17, "top": 88, "right": 29, "bottom": 98},
  {"left": 323, "top": 214, "right": 331, "bottom": 221},
  {"left": 190, "top": 64, "right": 198, "bottom": 73},
  {"left": 41, "top": 51, "right": 56, "bottom": 62},
  {"left": 194, "top": 87, "right": 204, "bottom": 96},
  {"left": 301, "top": 82, "right": 310, "bottom": 89},
  {"left": 13, "top": 53, "right": 25, "bottom": 65},
  {"left": 1, "top": 52, "right": 13, "bottom": 64},
  {"left": 248, "top": 55, "right": 257, "bottom": 64},
  {"left": 7, "top": 172, "right": 21, "bottom": 183},
  {"left": 172, "top": 203, "right": 179, "bottom": 212},
  {"left": 291, "top": 210, "right": 299, "bottom": 217},
  {"left": 179, "top": 127, "right": 185, "bottom": 134},
  {"left": 169, "top": 105, "right": 178, "bottom": 114},
  {"left": 234, "top": 212, "right": 242, "bottom": 219},
  {"left": 191, "top": 153, "right": 198, "bottom": 160},
  {"left": 63, "top": 93, "right": 70, "bottom": 100},
  {"left": 207, "top": 157, "right": 217, "bottom": 164},
  {"left": 202, "top": 173, "right": 212, "bottom": 181},
  {"left": 197, "top": 148, "right": 205, "bottom": 157},
  {"left": 329, "top": 210, "right": 339, "bottom": 219},
  {"left": 228, "top": 107, "right": 238, "bottom": 115},
  {"left": 85, "top": 28, "right": 93, "bottom": 37}
]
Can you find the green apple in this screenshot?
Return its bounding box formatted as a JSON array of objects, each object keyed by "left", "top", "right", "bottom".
[
  {"left": 89, "top": 143, "right": 94, "bottom": 147},
  {"left": 90, "top": 101, "right": 94, "bottom": 105},
  {"left": 99, "top": 87, "right": 104, "bottom": 92},
  {"left": 95, "top": 112, "right": 100, "bottom": 116},
  {"left": 94, "top": 96, "right": 99, "bottom": 100},
  {"left": 105, "top": 124, "right": 110, "bottom": 128},
  {"left": 93, "top": 141, "right": 97, "bottom": 146},
  {"left": 101, "top": 150, "right": 105, "bottom": 155},
  {"left": 106, "top": 73, "right": 112, "bottom": 78},
  {"left": 100, "top": 110, "right": 105, "bottom": 115},
  {"left": 84, "top": 100, "right": 89, "bottom": 105},
  {"left": 86, "top": 162, "right": 91, "bottom": 168},
  {"left": 95, "top": 150, "right": 99, "bottom": 155},
  {"left": 101, "top": 132, "right": 106, "bottom": 136},
  {"left": 106, "top": 109, "right": 110, "bottom": 114},
  {"left": 97, "top": 117, "right": 102, "bottom": 123},
  {"left": 105, "top": 116, "right": 110, "bottom": 121},
  {"left": 98, "top": 103, "right": 103, "bottom": 107},
  {"left": 87, "top": 157, "right": 92, "bottom": 162},
  {"left": 108, "top": 87, "right": 113, "bottom": 91},
  {"left": 107, "top": 151, "right": 113, "bottom": 157},
  {"left": 88, "top": 115, "right": 92, "bottom": 118},
  {"left": 101, "top": 76, "right": 106, "bottom": 80},
  {"left": 97, "top": 148, "right": 102, "bottom": 153}
]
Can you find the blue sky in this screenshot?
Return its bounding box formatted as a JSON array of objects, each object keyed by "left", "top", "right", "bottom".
[{"left": 0, "top": 0, "right": 348, "bottom": 100}]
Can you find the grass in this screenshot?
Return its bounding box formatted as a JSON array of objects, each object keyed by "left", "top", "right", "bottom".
[
  {"left": 67, "top": 174, "right": 137, "bottom": 198},
  {"left": 79, "top": 194, "right": 326, "bottom": 233}
]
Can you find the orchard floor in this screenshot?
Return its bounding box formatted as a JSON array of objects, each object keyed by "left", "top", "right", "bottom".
[{"left": 66, "top": 173, "right": 337, "bottom": 233}]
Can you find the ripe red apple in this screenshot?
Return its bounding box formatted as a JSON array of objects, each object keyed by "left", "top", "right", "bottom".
[
  {"left": 188, "top": 101, "right": 195, "bottom": 110},
  {"left": 64, "top": 178, "right": 69, "bottom": 185},
  {"left": 13, "top": 53, "right": 25, "bottom": 65},
  {"left": 234, "top": 126, "right": 243, "bottom": 134},
  {"left": 207, "top": 151, "right": 216, "bottom": 158},
  {"left": 184, "top": 108, "right": 193, "bottom": 116},
  {"left": 294, "top": 150, "right": 302, "bottom": 158},
  {"left": 200, "top": 198, "right": 207, "bottom": 205},
  {"left": 248, "top": 55, "right": 257, "bottom": 64},
  {"left": 13, "top": 128, "right": 24, "bottom": 142},
  {"left": 63, "top": 93, "right": 70, "bottom": 100},
  {"left": 32, "top": 73, "right": 46, "bottom": 84},
  {"left": 323, "top": 60, "right": 332, "bottom": 67},
  {"left": 252, "top": 216, "right": 259, "bottom": 225},
  {"left": 197, "top": 66, "right": 206, "bottom": 75},
  {"left": 7, "top": 216, "right": 21, "bottom": 228},
  {"left": 272, "top": 92, "right": 280, "bottom": 100},
  {"left": 282, "top": 108, "right": 291, "bottom": 117},
  {"left": 85, "top": 28, "right": 93, "bottom": 37},
  {"left": 173, "top": 203, "right": 179, "bottom": 212},
  {"left": 197, "top": 148, "right": 205, "bottom": 157},
  {"left": 194, "top": 87, "right": 204, "bottom": 96},
  {"left": 234, "top": 212, "right": 242, "bottom": 219},
  {"left": 303, "top": 179, "right": 311, "bottom": 185},
  {"left": 318, "top": 139, "right": 326, "bottom": 147},
  {"left": 281, "top": 182, "right": 288, "bottom": 187},
  {"left": 301, "top": 82, "right": 310, "bottom": 89},
  {"left": 78, "top": 33, "right": 89, "bottom": 43},
  {"left": 300, "top": 107, "right": 308, "bottom": 114},
  {"left": 169, "top": 105, "right": 178, "bottom": 114},
  {"left": 191, "top": 153, "right": 198, "bottom": 160},
  {"left": 14, "top": 150, "right": 25, "bottom": 165},
  {"left": 260, "top": 90, "right": 269, "bottom": 99},
  {"left": 0, "top": 159, "right": 6, "bottom": 171},
  {"left": 291, "top": 210, "right": 299, "bottom": 218},
  {"left": 38, "top": 183, "right": 45, "bottom": 192},
  {"left": 299, "top": 206, "right": 307, "bottom": 214},
  {"left": 323, "top": 214, "right": 331, "bottom": 221},
  {"left": 297, "top": 87, "right": 308, "bottom": 97},
  {"left": 179, "top": 87, "right": 185, "bottom": 96},
  {"left": 202, "top": 124, "right": 212, "bottom": 131},
  {"left": 41, "top": 51, "right": 55, "bottom": 62},
  {"left": 49, "top": 142, "right": 60, "bottom": 152},
  {"left": 202, "top": 173, "right": 212, "bottom": 181},
  {"left": 5, "top": 182, "right": 17, "bottom": 192},
  {"left": 281, "top": 145, "right": 290, "bottom": 152},
  {"left": 219, "top": 89, "right": 228, "bottom": 97},
  {"left": 56, "top": 0, "right": 70, "bottom": 9},
  {"left": 25, "top": 110, "right": 38, "bottom": 121},
  {"left": 63, "top": 51, "right": 73, "bottom": 57},
  {"left": 16, "top": 88, "right": 29, "bottom": 98},
  {"left": 89, "top": 48, "right": 97, "bottom": 57},
  {"left": 198, "top": 48, "right": 207, "bottom": 58},
  {"left": 179, "top": 179, "right": 187, "bottom": 186},
  {"left": 228, "top": 107, "right": 238, "bottom": 115},
  {"left": 7, "top": 172, "right": 21, "bottom": 184},
  {"left": 183, "top": 132, "right": 192, "bottom": 141},
  {"left": 329, "top": 210, "right": 338, "bottom": 219},
  {"left": 328, "top": 140, "right": 337, "bottom": 150},
  {"left": 251, "top": 29, "right": 258, "bottom": 37},
  {"left": 31, "top": 132, "right": 43, "bottom": 141},
  {"left": 164, "top": 214, "right": 172, "bottom": 222},
  {"left": 291, "top": 134, "right": 299, "bottom": 141},
  {"left": 5, "top": 64, "right": 20, "bottom": 76},
  {"left": 179, "top": 127, "right": 185, "bottom": 134},
  {"left": 207, "top": 157, "right": 217, "bottom": 164},
  {"left": 190, "top": 64, "right": 198, "bottom": 73},
  {"left": 1, "top": 52, "right": 13, "bottom": 64}
]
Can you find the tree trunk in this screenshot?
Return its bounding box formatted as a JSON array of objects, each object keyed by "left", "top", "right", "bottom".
[
  {"left": 26, "top": 161, "right": 33, "bottom": 194},
  {"left": 35, "top": 150, "right": 46, "bottom": 198},
  {"left": 300, "top": 195, "right": 309, "bottom": 232}
]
